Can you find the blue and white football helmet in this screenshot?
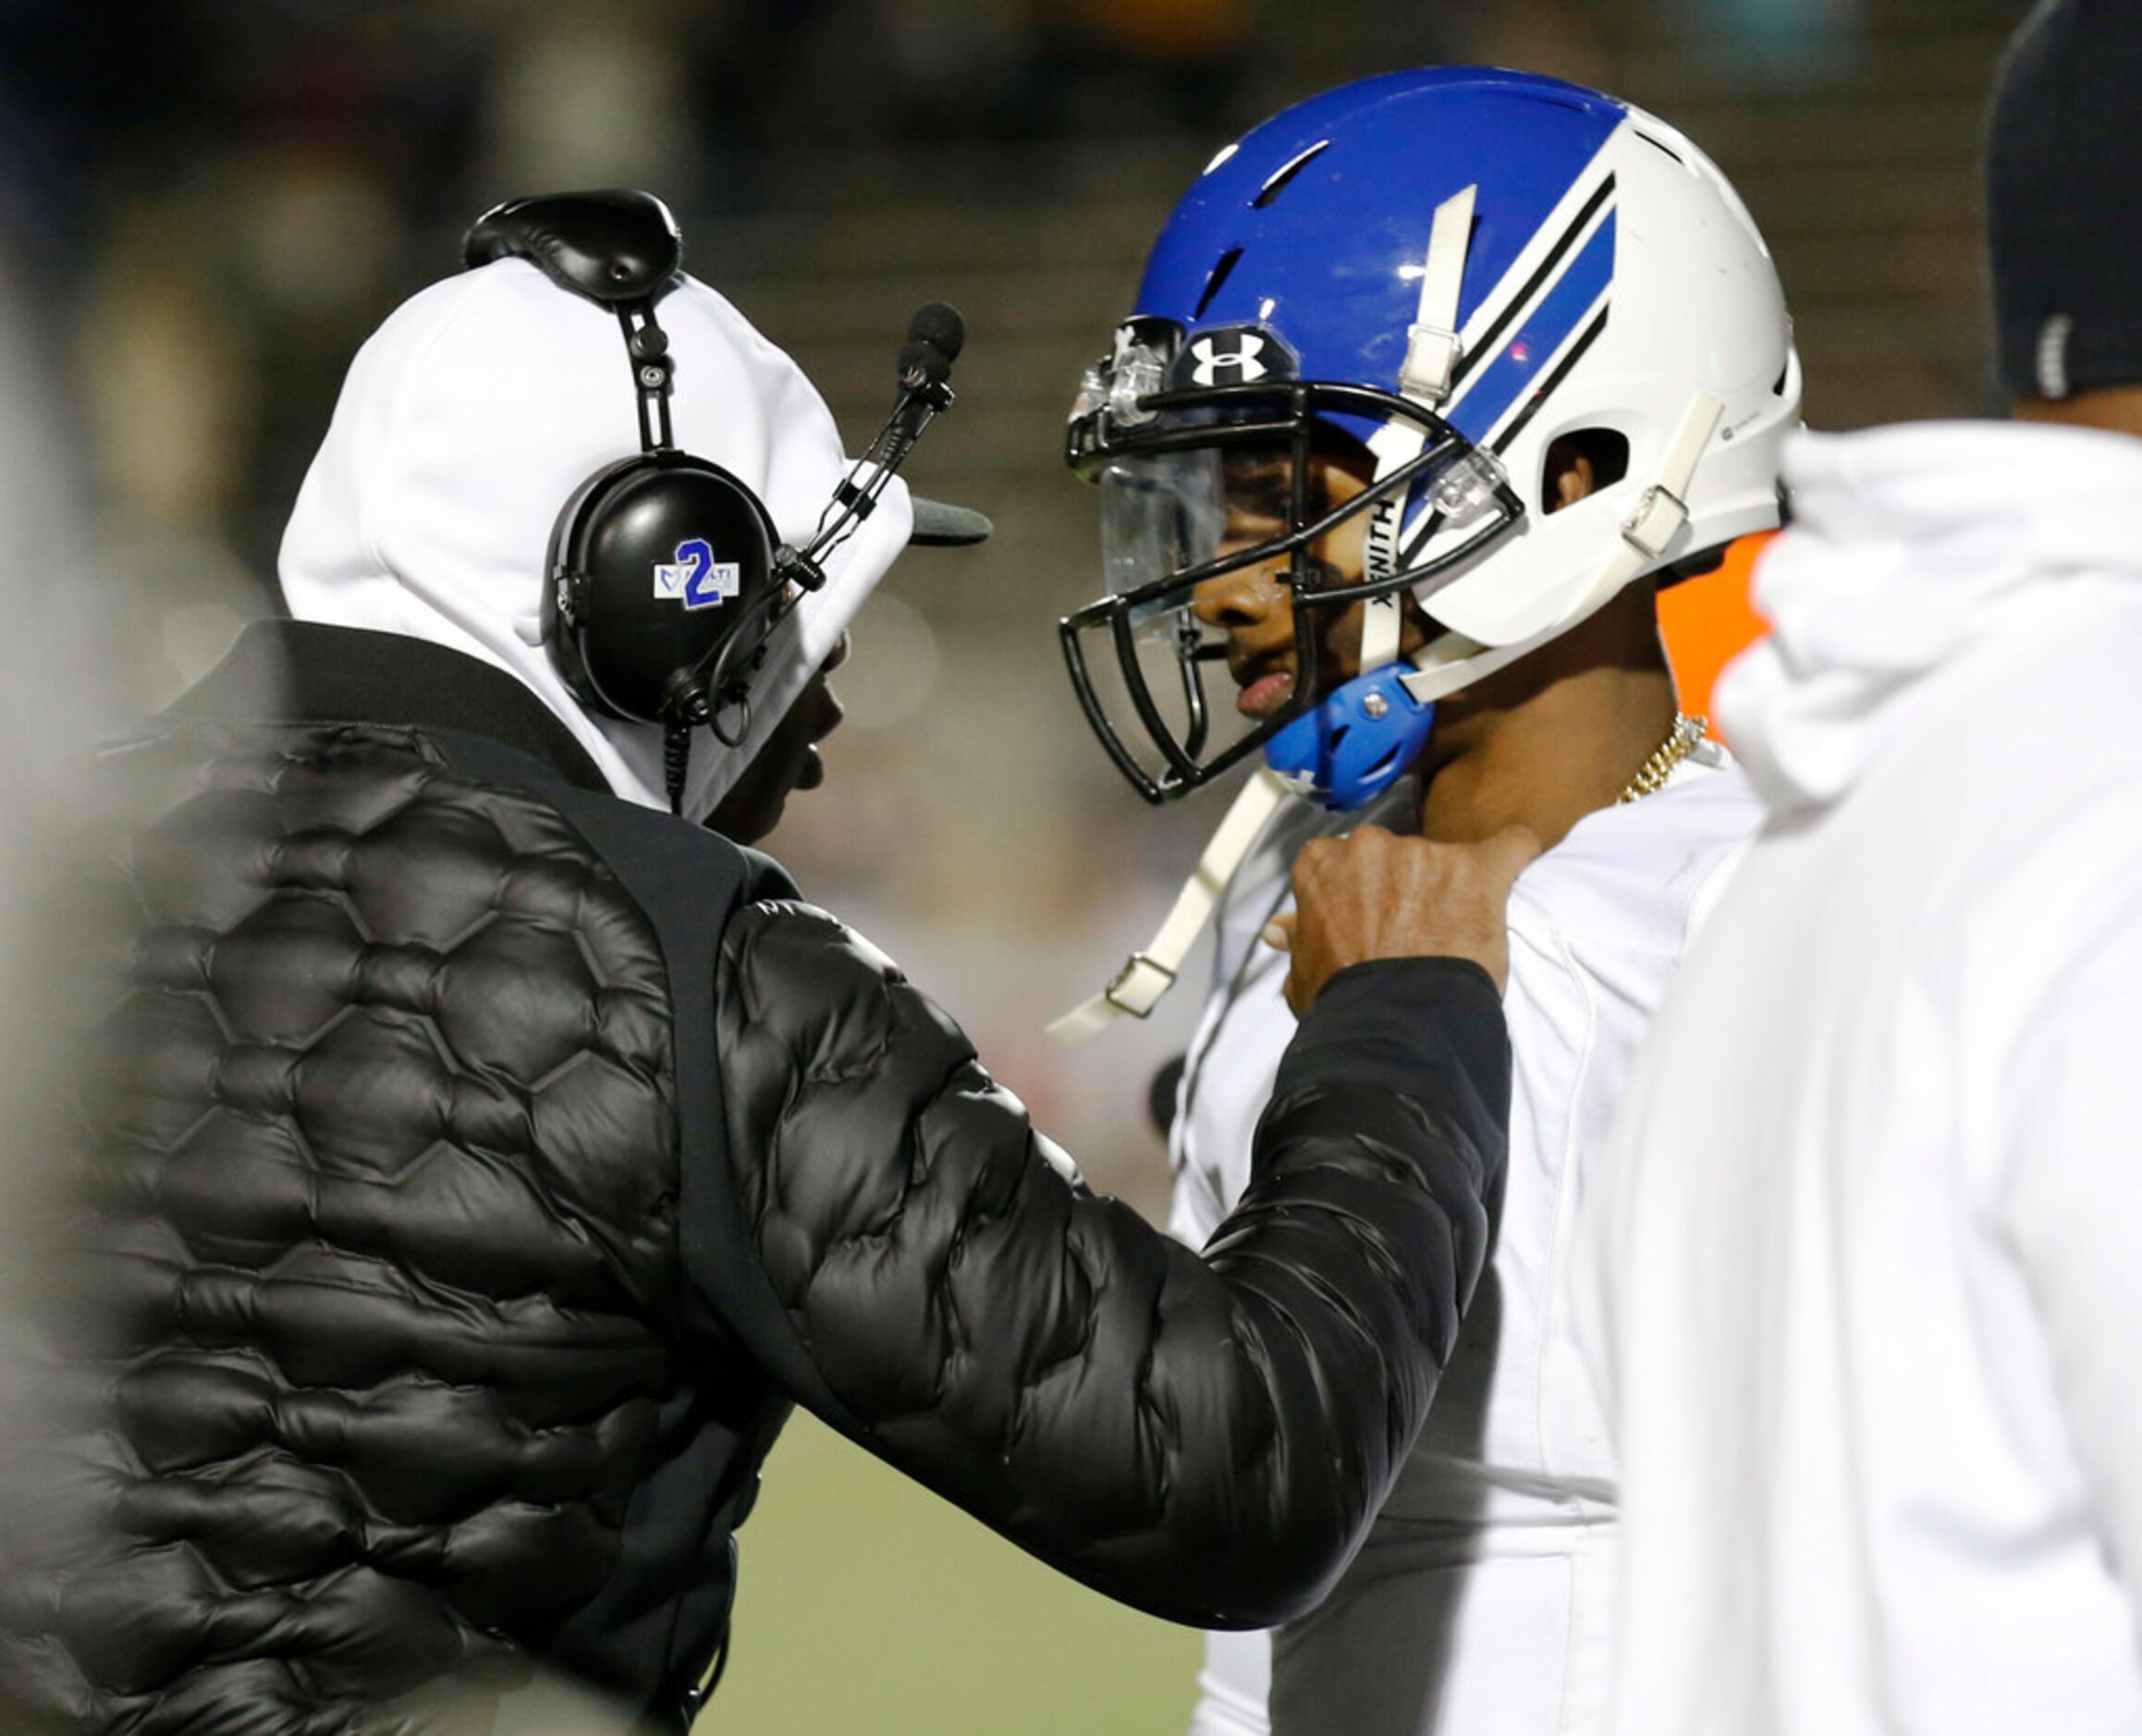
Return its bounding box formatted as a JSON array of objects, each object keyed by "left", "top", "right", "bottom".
[{"left": 1060, "top": 67, "right": 1801, "bottom": 809}]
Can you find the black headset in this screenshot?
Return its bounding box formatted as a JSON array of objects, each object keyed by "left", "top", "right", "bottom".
[{"left": 461, "top": 189, "right": 969, "bottom": 812}]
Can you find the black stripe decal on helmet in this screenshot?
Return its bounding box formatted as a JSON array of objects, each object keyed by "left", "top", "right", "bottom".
[{"left": 1449, "top": 174, "right": 1616, "bottom": 400}]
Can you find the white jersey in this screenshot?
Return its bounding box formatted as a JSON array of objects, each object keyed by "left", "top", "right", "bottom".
[
  {"left": 1578, "top": 422, "right": 2142, "bottom": 1735},
  {"left": 1174, "top": 748, "right": 1762, "bottom": 1736}
]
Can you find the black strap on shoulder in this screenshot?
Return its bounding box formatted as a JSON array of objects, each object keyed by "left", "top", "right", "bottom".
[{"left": 461, "top": 189, "right": 683, "bottom": 307}]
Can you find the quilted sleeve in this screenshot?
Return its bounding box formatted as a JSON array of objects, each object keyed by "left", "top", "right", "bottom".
[{"left": 712, "top": 901, "right": 1507, "bottom": 1630}]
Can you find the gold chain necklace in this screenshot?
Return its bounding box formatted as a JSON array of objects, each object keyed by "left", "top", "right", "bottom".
[{"left": 1617, "top": 714, "right": 1707, "bottom": 804}]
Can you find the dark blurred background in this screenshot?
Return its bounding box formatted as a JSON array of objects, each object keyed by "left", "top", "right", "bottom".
[{"left": 0, "top": 2, "right": 2034, "bottom": 1726}]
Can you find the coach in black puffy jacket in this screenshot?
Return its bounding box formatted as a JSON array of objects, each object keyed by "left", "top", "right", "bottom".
[{"left": 0, "top": 207, "right": 1514, "bottom": 1734}]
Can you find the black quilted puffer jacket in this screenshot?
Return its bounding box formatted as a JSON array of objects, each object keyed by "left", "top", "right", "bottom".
[{"left": 0, "top": 622, "right": 1510, "bottom": 1734}]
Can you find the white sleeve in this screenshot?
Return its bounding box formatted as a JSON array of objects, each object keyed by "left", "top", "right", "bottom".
[{"left": 2000, "top": 906, "right": 2142, "bottom": 1632}]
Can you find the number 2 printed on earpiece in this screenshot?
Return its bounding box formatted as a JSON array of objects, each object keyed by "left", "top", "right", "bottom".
[{"left": 655, "top": 538, "right": 740, "bottom": 610}]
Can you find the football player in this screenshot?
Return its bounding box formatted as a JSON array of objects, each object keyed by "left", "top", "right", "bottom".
[{"left": 1056, "top": 68, "right": 1798, "bottom": 1735}]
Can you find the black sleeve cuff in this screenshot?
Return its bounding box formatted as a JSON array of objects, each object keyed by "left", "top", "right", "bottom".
[{"left": 1277, "top": 956, "right": 1510, "bottom": 1116}]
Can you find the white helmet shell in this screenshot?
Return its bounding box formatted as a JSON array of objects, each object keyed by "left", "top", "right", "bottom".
[{"left": 1406, "top": 105, "right": 1798, "bottom": 687}]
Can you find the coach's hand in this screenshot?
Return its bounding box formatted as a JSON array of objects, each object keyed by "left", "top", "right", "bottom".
[{"left": 1266, "top": 825, "right": 1541, "bottom": 1013}]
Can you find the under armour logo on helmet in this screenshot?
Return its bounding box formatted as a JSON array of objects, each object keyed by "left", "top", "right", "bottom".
[{"left": 1188, "top": 333, "right": 1271, "bottom": 387}]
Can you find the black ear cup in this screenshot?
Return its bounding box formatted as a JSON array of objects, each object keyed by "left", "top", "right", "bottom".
[
  {"left": 464, "top": 189, "right": 837, "bottom": 813},
  {"left": 543, "top": 451, "right": 783, "bottom": 727},
  {"left": 462, "top": 190, "right": 789, "bottom": 737}
]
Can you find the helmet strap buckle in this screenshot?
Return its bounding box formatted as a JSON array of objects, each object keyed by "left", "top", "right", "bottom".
[
  {"left": 1104, "top": 952, "right": 1180, "bottom": 1019},
  {"left": 1400, "top": 324, "right": 1463, "bottom": 406},
  {"left": 1622, "top": 391, "right": 1726, "bottom": 560},
  {"left": 1397, "top": 182, "right": 1478, "bottom": 407},
  {"left": 1622, "top": 483, "right": 1691, "bottom": 559}
]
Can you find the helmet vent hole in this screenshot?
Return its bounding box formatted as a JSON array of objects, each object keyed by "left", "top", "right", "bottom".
[
  {"left": 1328, "top": 724, "right": 1352, "bottom": 748},
  {"left": 1252, "top": 141, "right": 1331, "bottom": 208},
  {"left": 1194, "top": 248, "right": 1243, "bottom": 320},
  {"left": 1543, "top": 429, "right": 1629, "bottom": 513}
]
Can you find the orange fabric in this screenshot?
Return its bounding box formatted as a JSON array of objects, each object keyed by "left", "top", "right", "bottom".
[{"left": 1658, "top": 534, "right": 1774, "bottom": 742}]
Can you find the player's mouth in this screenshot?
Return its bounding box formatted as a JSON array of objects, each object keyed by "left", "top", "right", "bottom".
[{"left": 1231, "top": 659, "right": 1297, "bottom": 720}]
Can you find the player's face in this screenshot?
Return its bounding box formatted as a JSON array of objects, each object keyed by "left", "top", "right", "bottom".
[
  {"left": 1189, "top": 451, "right": 1424, "bottom": 720},
  {"left": 704, "top": 633, "right": 850, "bottom": 843}
]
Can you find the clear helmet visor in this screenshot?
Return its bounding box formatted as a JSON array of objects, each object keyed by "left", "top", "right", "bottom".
[
  {"left": 1097, "top": 448, "right": 1226, "bottom": 601},
  {"left": 1067, "top": 445, "right": 1369, "bottom": 801}
]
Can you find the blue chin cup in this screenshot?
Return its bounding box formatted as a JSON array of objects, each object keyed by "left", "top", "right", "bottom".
[{"left": 1264, "top": 662, "right": 1437, "bottom": 813}]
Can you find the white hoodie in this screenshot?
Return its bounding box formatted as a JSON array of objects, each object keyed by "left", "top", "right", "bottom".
[
  {"left": 279, "top": 257, "right": 911, "bottom": 822},
  {"left": 1578, "top": 421, "right": 2142, "bottom": 1735}
]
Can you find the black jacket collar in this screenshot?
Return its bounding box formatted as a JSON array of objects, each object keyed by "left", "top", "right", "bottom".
[{"left": 164, "top": 619, "right": 611, "bottom": 795}]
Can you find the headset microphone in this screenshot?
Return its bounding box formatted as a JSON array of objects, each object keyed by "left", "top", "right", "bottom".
[
  {"left": 897, "top": 339, "right": 949, "bottom": 399},
  {"left": 661, "top": 304, "right": 969, "bottom": 789},
  {"left": 826, "top": 302, "right": 967, "bottom": 540},
  {"left": 463, "top": 190, "right": 973, "bottom": 818},
  {"left": 906, "top": 300, "right": 966, "bottom": 362},
  {"left": 900, "top": 301, "right": 964, "bottom": 397},
  {"left": 769, "top": 300, "right": 969, "bottom": 628}
]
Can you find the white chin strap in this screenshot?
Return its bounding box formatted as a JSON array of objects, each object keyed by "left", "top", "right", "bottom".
[
  {"left": 1358, "top": 591, "right": 1403, "bottom": 675},
  {"left": 1049, "top": 495, "right": 1432, "bottom": 1048},
  {"left": 1049, "top": 572, "right": 1400, "bottom": 1049},
  {"left": 1049, "top": 767, "right": 1293, "bottom": 1045}
]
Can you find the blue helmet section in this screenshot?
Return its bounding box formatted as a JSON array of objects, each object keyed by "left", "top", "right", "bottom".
[
  {"left": 1445, "top": 209, "right": 1617, "bottom": 447},
  {"left": 1265, "top": 663, "right": 1438, "bottom": 813},
  {"left": 1138, "top": 69, "right": 1626, "bottom": 447},
  {"left": 1132, "top": 69, "right": 1627, "bottom": 809}
]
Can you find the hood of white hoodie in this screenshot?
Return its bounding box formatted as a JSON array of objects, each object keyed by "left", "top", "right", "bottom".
[
  {"left": 1720, "top": 420, "right": 2142, "bottom": 814},
  {"left": 279, "top": 257, "right": 911, "bottom": 824}
]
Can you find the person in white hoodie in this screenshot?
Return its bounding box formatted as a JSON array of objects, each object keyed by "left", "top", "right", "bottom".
[
  {"left": 1051, "top": 69, "right": 1798, "bottom": 1736},
  {"left": 1576, "top": 4, "right": 2142, "bottom": 1730}
]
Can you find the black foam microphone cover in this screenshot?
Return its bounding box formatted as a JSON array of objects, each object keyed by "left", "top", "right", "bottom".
[{"left": 906, "top": 301, "right": 965, "bottom": 363}]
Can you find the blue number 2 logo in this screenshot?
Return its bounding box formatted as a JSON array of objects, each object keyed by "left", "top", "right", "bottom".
[{"left": 655, "top": 539, "right": 741, "bottom": 611}]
